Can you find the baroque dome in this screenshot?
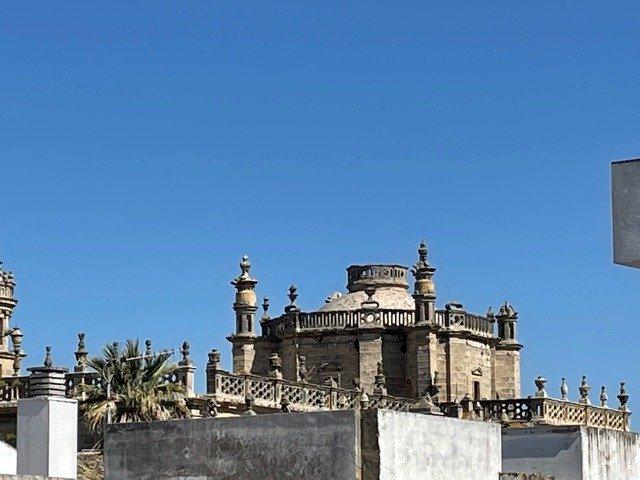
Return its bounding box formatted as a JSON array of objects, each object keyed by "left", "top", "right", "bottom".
[{"left": 318, "top": 287, "right": 415, "bottom": 312}]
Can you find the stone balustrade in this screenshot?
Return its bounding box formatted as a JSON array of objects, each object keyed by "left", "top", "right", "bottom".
[
  {"left": 0, "top": 376, "right": 27, "bottom": 403},
  {"left": 206, "top": 368, "right": 415, "bottom": 413},
  {"left": 262, "top": 308, "right": 493, "bottom": 337},
  {"left": 440, "top": 397, "right": 631, "bottom": 432}
]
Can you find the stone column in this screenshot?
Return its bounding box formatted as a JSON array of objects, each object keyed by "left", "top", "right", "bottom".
[
  {"left": 17, "top": 347, "right": 77, "bottom": 479},
  {"left": 357, "top": 287, "right": 384, "bottom": 394}
]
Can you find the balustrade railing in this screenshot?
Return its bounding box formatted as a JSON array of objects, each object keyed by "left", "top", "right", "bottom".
[
  {"left": 264, "top": 308, "right": 494, "bottom": 337},
  {"left": 207, "top": 369, "right": 415, "bottom": 413},
  {"left": 0, "top": 376, "right": 28, "bottom": 403},
  {"left": 439, "top": 397, "right": 631, "bottom": 432}
]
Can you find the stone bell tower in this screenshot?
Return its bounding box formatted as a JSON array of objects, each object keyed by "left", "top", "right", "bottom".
[{"left": 227, "top": 255, "right": 259, "bottom": 374}]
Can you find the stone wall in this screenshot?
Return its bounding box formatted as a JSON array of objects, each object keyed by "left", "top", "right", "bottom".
[
  {"left": 493, "top": 348, "right": 521, "bottom": 399},
  {"left": 447, "top": 337, "right": 493, "bottom": 401},
  {"left": 104, "top": 410, "right": 359, "bottom": 480},
  {"left": 104, "top": 409, "right": 502, "bottom": 480},
  {"left": 295, "top": 333, "right": 359, "bottom": 388},
  {"left": 502, "top": 425, "right": 640, "bottom": 480},
  {"left": 381, "top": 333, "right": 405, "bottom": 397}
]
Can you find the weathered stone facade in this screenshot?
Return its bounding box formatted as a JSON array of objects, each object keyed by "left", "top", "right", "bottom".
[{"left": 226, "top": 241, "right": 524, "bottom": 402}]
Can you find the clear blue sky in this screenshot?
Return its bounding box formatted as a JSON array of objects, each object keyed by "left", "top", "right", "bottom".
[{"left": 2, "top": 2, "right": 639, "bottom": 406}]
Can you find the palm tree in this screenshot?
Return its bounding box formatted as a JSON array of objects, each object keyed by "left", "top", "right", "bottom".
[{"left": 81, "top": 339, "right": 191, "bottom": 431}]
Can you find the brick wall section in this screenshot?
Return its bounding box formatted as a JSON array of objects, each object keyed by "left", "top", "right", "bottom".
[
  {"left": 381, "top": 333, "right": 405, "bottom": 396},
  {"left": 493, "top": 348, "right": 521, "bottom": 398}
]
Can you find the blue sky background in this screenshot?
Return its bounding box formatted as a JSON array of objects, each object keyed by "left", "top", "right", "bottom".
[{"left": 2, "top": 2, "right": 639, "bottom": 408}]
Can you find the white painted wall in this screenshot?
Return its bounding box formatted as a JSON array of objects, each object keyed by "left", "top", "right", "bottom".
[
  {"left": 17, "top": 396, "right": 78, "bottom": 479},
  {"left": 581, "top": 427, "right": 640, "bottom": 480},
  {"left": 502, "top": 426, "right": 640, "bottom": 480},
  {"left": 0, "top": 440, "right": 16, "bottom": 475},
  {"left": 375, "top": 410, "right": 502, "bottom": 480}
]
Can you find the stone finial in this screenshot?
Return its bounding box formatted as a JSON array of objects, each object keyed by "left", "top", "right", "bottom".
[
  {"left": 497, "top": 301, "right": 517, "bottom": 318},
  {"left": 560, "top": 377, "right": 569, "bottom": 401},
  {"left": 600, "top": 386, "right": 609, "bottom": 408},
  {"left": 10, "top": 326, "right": 23, "bottom": 351},
  {"left": 534, "top": 376, "right": 548, "bottom": 398},
  {"left": 618, "top": 382, "right": 630, "bottom": 412},
  {"left": 207, "top": 349, "right": 221, "bottom": 370},
  {"left": 298, "top": 355, "right": 307, "bottom": 383},
  {"left": 238, "top": 255, "right": 253, "bottom": 281},
  {"left": 261, "top": 296, "right": 270, "bottom": 321},
  {"left": 43, "top": 346, "right": 52, "bottom": 367},
  {"left": 144, "top": 339, "right": 152, "bottom": 364},
  {"left": 74, "top": 332, "right": 88, "bottom": 373},
  {"left": 337, "top": 394, "right": 348, "bottom": 409},
  {"left": 360, "top": 392, "right": 370, "bottom": 410},
  {"left": 284, "top": 284, "right": 300, "bottom": 313},
  {"left": 374, "top": 361, "right": 387, "bottom": 395},
  {"left": 179, "top": 341, "right": 192, "bottom": 366},
  {"left": 243, "top": 394, "right": 257, "bottom": 416},
  {"left": 417, "top": 240, "right": 428, "bottom": 266},
  {"left": 268, "top": 352, "right": 282, "bottom": 379},
  {"left": 486, "top": 306, "right": 494, "bottom": 319},
  {"left": 579, "top": 374, "right": 591, "bottom": 405},
  {"left": 280, "top": 396, "right": 291, "bottom": 413},
  {"left": 361, "top": 286, "right": 380, "bottom": 311}
]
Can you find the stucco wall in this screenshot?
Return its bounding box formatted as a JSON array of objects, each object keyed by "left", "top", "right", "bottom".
[
  {"left": 502, "top": 426, "right": 640, "bottom": 480},
  {"left": 0, "top": 440, "right": 16, "bottom": 475},
  {"left": 581, "top": 426, "right": 640, "bottom": 480},
  {"left": 104, "top": 410, "right": 359, "bottom": 480},
  {"left": 363, "top": 410, "right": 502, "bottom": 480}
]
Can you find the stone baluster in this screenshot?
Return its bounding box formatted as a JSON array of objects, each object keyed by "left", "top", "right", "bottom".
[
  {"left": 617, "top": 382, "right": 630, "bottom": 412},
  {"left": 177, "top": 341, "right": 196, "bottom": 397},
  {"left": 600, "top": 386, "right": 609, "bottom": 408},
  {"left": 579, "top": 374, "right": 591, "bottom": 405},
  {"left": 560, "top": 377, "right": 569, "bottom": 401},
  {"left": 534, "top": 376, "right": 548, "bottom": 398}
]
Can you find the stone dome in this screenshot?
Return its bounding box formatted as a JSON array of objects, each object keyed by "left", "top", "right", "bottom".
[{"left": 318, "top": 287, "right": 415, "bottom": 312}]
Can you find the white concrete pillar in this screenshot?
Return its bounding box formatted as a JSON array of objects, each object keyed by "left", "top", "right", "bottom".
[
  {"left": 17, "top": 396, "right": 78, "bottom": 479},
  {"left": 17, "top": 346, "right": 77, "bottom": 479}
]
